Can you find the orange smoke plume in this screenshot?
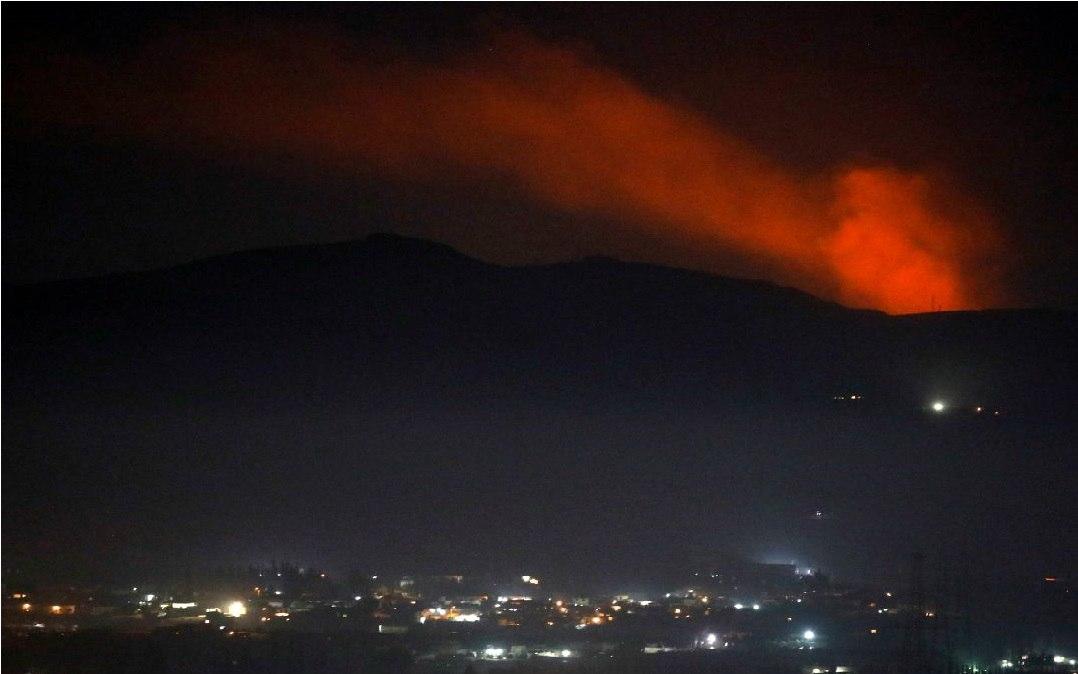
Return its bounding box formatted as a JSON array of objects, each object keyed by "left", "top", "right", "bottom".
[{"left": 13, "top": 27, "right": 1004, "bottom": 313}]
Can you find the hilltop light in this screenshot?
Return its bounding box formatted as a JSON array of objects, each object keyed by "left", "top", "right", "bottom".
[
  {"left": 803, "top": 629, "right": 816, "bottom": 641},
  {"left": 931, "top": 401, "right": 946, "bottom": 412}
]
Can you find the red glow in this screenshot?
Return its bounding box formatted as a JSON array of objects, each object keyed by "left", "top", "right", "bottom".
[{"left": 16, "top": 28, "right": 1006, "bottom": 313}]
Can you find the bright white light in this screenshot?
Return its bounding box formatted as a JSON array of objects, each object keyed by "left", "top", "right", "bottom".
[
  {"left": 733, "top": 603, "right": 744, "bottom": 610},
  {"left": 931, "top": 401, "right": 946, "bottom": 412},
  {"left": 560, "top": 649, "right": 571, "bottom": 657},
  {"left": 1053, "top": 656, "right": 1065, "bottom": 664},
  {"left": 706, "top": 633, "right": 717, "bottom": 646},
  {"left": 752, "top": 603, "right": 761, "bottom": 610},
  {"left": 226, "top": 601, "right": 247, "bottom": 617},
  {"left": 483, "top": 647, "right": 505, "bottom": 658},
  {"left": 803, "top": 629, "right": 816, "bottom": 641}
]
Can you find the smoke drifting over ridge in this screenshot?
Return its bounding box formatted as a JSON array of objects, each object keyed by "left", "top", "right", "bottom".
[{"left": 13, "top": 27, "right": 1005, "bottom": 313}]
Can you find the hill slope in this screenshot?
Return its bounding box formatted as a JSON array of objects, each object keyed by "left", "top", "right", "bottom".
[{"left": 4, "top": 233, "right": 1076, "bottom": 586}]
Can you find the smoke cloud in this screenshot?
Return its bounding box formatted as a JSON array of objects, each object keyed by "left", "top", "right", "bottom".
[{"left": 14, "top": 27, "right": 1005, "bottom": 313}]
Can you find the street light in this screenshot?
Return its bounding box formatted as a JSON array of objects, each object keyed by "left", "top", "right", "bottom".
[{"left": 226, "top": 601, "right": 246, "bottom": 617}]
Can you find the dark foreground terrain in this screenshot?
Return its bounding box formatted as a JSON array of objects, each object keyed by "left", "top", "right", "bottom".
[{"left": 0, "top": 628, "right": 925, "bottom": 674}]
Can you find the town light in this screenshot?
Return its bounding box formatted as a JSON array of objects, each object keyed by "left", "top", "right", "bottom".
[
  {"left": 226, "top": 601, "right": 247, "bottom": 617},
  {"left": 931, "top": 401, "right": 946, "bottom": 412},
  {"left": 706, "top": 633, "right": 717, "bottom": 646},
  {"left": 803, "top": 629, "right": 816, "bottom": 641}
]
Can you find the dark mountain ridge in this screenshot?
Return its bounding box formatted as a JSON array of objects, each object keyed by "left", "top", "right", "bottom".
[
  {"left": 7, "top": 232, "right": 1072, "bottom": 411},
  {"left": 4, "top": 233, "right": 1076, "bottom": 585}
]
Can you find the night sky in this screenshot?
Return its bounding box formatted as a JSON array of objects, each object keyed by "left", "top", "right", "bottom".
[
  {"left": 4, "top": 3, "right": 1075, "bottom": 311},
  {"left": 3, "top": 5, "right": 1077, "bottom": 593}
]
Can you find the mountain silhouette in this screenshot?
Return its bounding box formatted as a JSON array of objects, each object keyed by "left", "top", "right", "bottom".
[{"left": 4, "top": 233, "right": 1075, "bottom": 589}]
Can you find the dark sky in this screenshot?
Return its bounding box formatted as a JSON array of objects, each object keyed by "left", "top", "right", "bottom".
[{"left": 4, "top": 3, "right": 1075, "bottom": 312}]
